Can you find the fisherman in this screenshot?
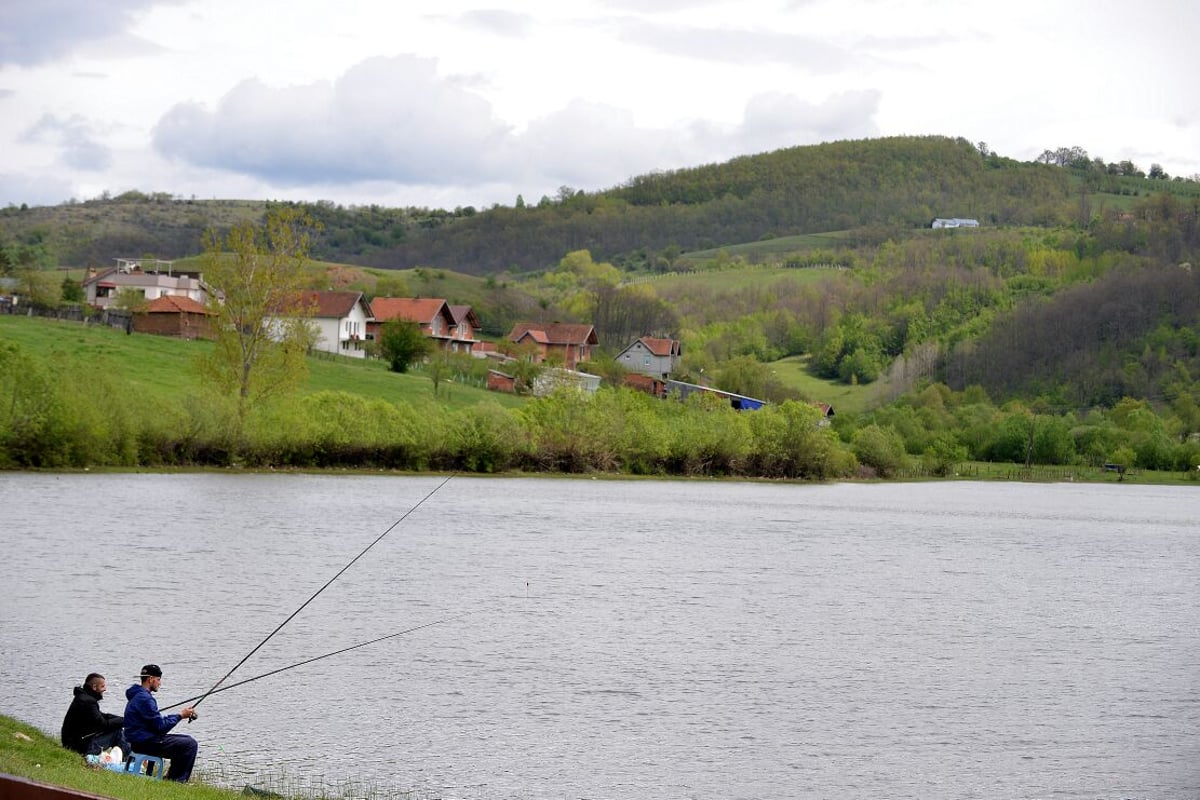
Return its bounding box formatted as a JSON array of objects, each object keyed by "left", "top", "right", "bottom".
[
  {"left": 61, "top": 673, "right": 130, "bottom": 756},
  {"left": 123, "top": 664, "right": 199, "bottom": 782}
]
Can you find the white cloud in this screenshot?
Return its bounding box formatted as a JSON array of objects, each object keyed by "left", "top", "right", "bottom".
[
  {"left": 153, "top": 56, "right": 515, "bottom": 185},
  {"left": 0, "top": 0, "right": 1196, "bottom": 209},
  {"left": 0, "top": 0, "right": 184, "bottom": 67},
  {"left": 20, "top": 114, "right": 113, "bottom": 171}
]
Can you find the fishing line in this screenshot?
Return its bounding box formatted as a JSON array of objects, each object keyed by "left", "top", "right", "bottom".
[
  {"left": 162, "top": 611, "right": 471, "bottom": 711},
  {"left": 189, "top": 473, "right": 456, "bottom": 715}
]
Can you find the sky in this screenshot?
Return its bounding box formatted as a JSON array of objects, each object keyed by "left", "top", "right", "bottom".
[{"left": 1, "top": 0, "right": 1197, "bottom": 212}]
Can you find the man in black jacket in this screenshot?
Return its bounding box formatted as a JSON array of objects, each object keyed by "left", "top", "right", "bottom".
[{"left": 61, "top": 673, "right": 129, "bottom": 756}]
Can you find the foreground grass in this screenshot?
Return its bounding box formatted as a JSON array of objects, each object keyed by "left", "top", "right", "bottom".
[
  {"left": 0, "top": 713, "right": 236, "bottom": 800},
  {"left": 0, "top": 714, "right": 429, "bottom": 800}
]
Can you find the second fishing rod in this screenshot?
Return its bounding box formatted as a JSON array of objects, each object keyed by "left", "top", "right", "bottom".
[{"left": 185, "top": 473, "right": 458, "bottom": 721}]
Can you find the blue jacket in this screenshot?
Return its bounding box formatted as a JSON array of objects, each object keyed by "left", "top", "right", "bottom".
[{"left": 123, "top": 683, "right": 181, "bottom": 746}]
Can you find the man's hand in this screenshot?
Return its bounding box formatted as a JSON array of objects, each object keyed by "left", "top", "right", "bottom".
[{"left": 180, "top": 707, "right": 197, "bottom": 720}]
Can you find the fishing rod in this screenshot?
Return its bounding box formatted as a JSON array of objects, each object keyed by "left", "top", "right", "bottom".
[
  {"left": 162, "top": 611, "right": 471, "bottom": 712},
  {"left": 187, "top": 473, "right": 456, "bottom": 719}
]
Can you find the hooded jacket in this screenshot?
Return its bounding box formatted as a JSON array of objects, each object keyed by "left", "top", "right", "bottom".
[
  {"left": 61, "top": 685, "right": 124, "bottom": 754},
  {"left": 123, "top": 683, "right": 182, "bottom": 746}
]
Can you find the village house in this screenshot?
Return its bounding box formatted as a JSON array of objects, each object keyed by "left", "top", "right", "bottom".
[
  {"left": 82, "top": 259, "right": 218, "bottom": 309},
  {"left": 370, "top": 297, "right": 478, "bottom": 352},
  {"left": 507, "top": 322, "right": 598, "bottom": 369},
  {"left": 270, "top": 290, "right": 374, "bottom": 359},
  {"left": 448, "top": 305, "right": 481, "bottom": 354},
  {"left": 131, "top": 295, "right": 213, "bottom": 339},
  {"left": 616, "top": 336, "right": 683, "bottom": 379}
]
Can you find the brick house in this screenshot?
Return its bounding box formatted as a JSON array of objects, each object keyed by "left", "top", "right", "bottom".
[
  {"left": 370, "top": 298, "right": 471, "bottom": 351},
  {"left": 506, "top": 322, "right": 598, "bottom": 369}
]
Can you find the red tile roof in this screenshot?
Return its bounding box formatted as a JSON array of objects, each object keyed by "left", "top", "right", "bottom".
[
  {"left": 371, "top": 297, "right": 451, "bottom": 324},
  {"left": 145, "top": 295, "right": 211, "bottom": 314},
  {"left": 285, "top": 290, "right": 367, "bottom": 318},
  {"left": 508, "top": 322, "right": 598, "bottom": 345},
  {"left": 638, "top": 336, "right": 681, "bottom": 356}
]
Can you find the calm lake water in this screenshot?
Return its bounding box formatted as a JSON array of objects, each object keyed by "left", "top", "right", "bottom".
[{"left": 1, "top": 473, "right": 1197, "bottom": 800}]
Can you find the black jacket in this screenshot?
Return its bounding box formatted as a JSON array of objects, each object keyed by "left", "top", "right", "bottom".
[{"left": 60, "top": 685, "right": 124, "bottom": 753}]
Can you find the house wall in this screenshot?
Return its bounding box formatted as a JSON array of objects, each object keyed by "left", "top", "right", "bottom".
[
  {"left": 487, "top": 370, "right": 516, "bottom": 393},
  {"left": 86, "top": 273, "right": 212, "bottom": 310},
  {"left": 617, "top": 341, "right": 675, "bottom": 377},
  {"left": 132, "top": 313, "right": 212, "bottom": 339},
  {"left": 310, "top": 305, "right": 370, "bottom": 358}
]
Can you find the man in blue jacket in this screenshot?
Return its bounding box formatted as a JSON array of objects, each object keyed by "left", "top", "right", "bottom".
[{"left": 123, "top": 664, "right": 198, "bottom": 782}]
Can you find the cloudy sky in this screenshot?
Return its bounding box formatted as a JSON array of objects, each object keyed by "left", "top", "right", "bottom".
[{"left": 1, "top": 0, "right": 1196, "bottom": 211}]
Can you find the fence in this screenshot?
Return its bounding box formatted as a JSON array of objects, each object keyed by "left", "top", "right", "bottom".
[{"left": 1, "top": 301, "right": 133, "bottom": 332}]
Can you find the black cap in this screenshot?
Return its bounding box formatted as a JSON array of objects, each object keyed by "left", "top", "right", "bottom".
[{"left": 138, "top": 664, "right": 163, "bottom": 679}]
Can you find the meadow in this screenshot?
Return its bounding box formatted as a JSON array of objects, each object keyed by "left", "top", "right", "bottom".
[{"left": 0, "top": 314, "right": 524, "bottom": 412}]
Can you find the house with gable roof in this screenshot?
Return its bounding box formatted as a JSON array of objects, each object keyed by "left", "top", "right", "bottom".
[
  {"left": 369, "top": 297, "right": 472, "bottom": 351},
  {"left": 131, "top": 294, "right": 214, "bottom": 339},
  {"left": 616, "top": 336, "right": 683, "bottom": 379},
  {"left": 270, "top": 289, "right": 373, "bottom": 358},
  {"left": 448, "top": 304, "right": 481, "bottom": 354},
  {"left": 507, "top": 322, "right": 598, "bottom": 369}
]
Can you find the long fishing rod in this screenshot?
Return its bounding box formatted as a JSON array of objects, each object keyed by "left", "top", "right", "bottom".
[
  {"left": 188, "top": 473, "right": 456, "bottom": 717},
  {"left": 162, "top": 611, "right": 471, "bottom": 711}
]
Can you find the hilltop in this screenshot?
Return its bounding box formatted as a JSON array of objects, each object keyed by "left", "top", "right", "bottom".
[{"left": 5, "top": 135, "right": 1198, "bottom": 275}]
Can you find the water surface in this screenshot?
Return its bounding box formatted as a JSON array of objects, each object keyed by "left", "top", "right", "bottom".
[{"left": 1, "top": 474, "right": 1196, "bottom": 799}]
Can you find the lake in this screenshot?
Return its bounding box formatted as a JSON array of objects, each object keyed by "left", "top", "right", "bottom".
[{"left": 1, "top": 473, "right": 1197, "bottom": 799}]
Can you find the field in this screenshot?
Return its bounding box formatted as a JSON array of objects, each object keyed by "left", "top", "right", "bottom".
[
  {"left": 0, "top": 315, "right": 525, "bottom": 411},
  {"left": 767, "top": 355, "right": 878, "bottom": 415},
  {"left": 681, "top": 230, "right": 854, "bottom": 261}
]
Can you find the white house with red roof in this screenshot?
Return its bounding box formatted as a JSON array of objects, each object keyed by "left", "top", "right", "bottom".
[{"left": 271, "top": 290, "right": 374, "bottom": 358}]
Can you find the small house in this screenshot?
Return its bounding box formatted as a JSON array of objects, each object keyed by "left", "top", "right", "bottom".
[
  {"left": 507, "top": 322, "right": 598, "bottom": 369},
  {"left": 616, "top": 336, "right": 682, "bottom": 379},
  {"left": 131, "top": 295, "right": 213, "bottom": 339}
]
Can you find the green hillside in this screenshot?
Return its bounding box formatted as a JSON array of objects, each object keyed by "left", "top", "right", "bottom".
[
  {"left": 6, "top": 135, "right": 1196, "bottom": 276},
  {"left": 0, "top": 315, "right": 523, "bottom": 411}
]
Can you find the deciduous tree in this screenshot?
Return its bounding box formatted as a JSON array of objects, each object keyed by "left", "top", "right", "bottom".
[
  {"left": 379, "top": 319, "right": 431, "bottom": 373},
  {"left": 198, "top": 208, "right": 317, "bottom": 425}
]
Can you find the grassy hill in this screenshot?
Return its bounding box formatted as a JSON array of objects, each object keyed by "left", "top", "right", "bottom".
[
  {"left": 0, "top": 315, "right": 524, "bottom": 411},
  {"left": 6, "top": 136, "right": 1196, "bottom": 276}
]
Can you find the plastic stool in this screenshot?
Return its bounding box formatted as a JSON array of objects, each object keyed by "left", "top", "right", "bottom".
[{"left": 126, "top": 752, "right": 165, "bottom": 780}]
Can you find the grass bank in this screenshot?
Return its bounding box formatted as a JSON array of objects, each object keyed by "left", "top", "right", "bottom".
[
  {"left": 0, "top": 713, "right": 236, "bottom": 800},
  {"left": 0, "top": 713, "right": 427, "bottom": 800}
]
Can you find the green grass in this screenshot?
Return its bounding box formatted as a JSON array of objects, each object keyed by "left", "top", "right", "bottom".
[
  {"left": 0, "top": 315, "right": 525, "bottom": 411},
  {"left": 682, "top": 230, "right": 854, "bottom": 261},
  {"left": 0, "top": 713, "right": 237, "bottom": 800},
  {"left": 0, "top": 713, "right": 431, "bottom": 800},
  {"left": 768, "top": 355, "right": 880, "bottom": 415}
]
